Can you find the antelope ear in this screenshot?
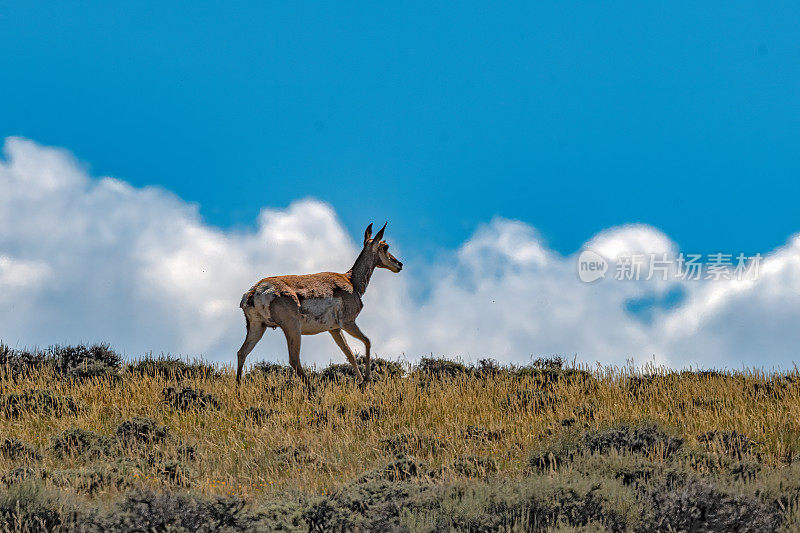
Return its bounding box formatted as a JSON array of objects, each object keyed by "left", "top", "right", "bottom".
[
  {"left": 372, "top": 222, "right": 387, "bottom": 247},
  {"left": 363, "top": 223, "right": 373, "bottom": 246}
]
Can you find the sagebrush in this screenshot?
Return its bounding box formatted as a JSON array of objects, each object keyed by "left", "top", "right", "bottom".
[{"left": 2, "top": 343, "right": 800, "bottom": 532}]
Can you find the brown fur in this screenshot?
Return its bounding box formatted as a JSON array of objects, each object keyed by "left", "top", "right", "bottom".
[{"left": 244, "top": 272, "right": 354, "bottom": 308}]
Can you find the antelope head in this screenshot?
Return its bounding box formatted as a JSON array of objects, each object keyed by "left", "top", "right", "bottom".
[{"left": 363, "top": 222, "right": 403, "bottom": 273}]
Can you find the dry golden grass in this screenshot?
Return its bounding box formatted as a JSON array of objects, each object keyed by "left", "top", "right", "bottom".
[{"left": 2, "top": 356, "right": 800, "bottom": 504}]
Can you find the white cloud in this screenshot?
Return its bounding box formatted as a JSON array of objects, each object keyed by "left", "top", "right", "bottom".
[{"left": 1, "top": 137, "right": 799, "bottom": 370}]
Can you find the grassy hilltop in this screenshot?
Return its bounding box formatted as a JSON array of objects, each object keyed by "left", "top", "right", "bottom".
[{"left": 2, "top": 344, "right": 800, "bottom": 532}]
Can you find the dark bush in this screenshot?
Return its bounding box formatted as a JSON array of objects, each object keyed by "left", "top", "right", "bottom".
[
  {"left": 1, "top": 466, "right": 39, "bottom": 487},
  {"left": 357, "top": 455, "right": 428, "bottom": 483},
  {"left": 318, "top": 356, "right": 403, "bottom": 383},
  {"left": 64, "top": 360, "right": 120, "bottom": 382},
  {"left": 243, "top": 406, "right": 275, "bottom": 424},
  {"left": 157, "top": 460, "right": 193, "bottom": 487},
  {"left": 0, "top": 481, "right": 77, "bottom": 533},
  {"left": 91, "top": 489, "right": 260, "bottom": 532},
  {"left": 128, "top": 356, "right": 217, "bottom": 379},
  {"left": 0, "top": 389, "right": 78, "bottom": 418},
  {"left": 49, "top": 428, "right": 113, "bottom": 459},
  {"left": 693, "top": 369, "right": 729, "bottom": 380},
  {"left": 729, "top": 461, "right": 761, "bottom": 482},
  {"left": 625, "top": 374, "right": 660, "bottom": 396},
  {"left": 274, "top": 444, "right": 319, "bottom": 466},
  {"left": 750, "top": 381, "right": 786, "bottom": 400},
  {"left": 502, "top": 389, "right": 558, "bottom": 411},
  {"left": 380, "top": 432, "right": 441, "bottom": 456},
  {"left": 440, "top": 456, "right": 498, "bottom": 478},
  {"left": 368, "top": 357, "right": 404, "bottom": 380},
  {"left": 432, "top": 477, "right": 633, "bottom": 533},
  {"left": 461, "top": 425, "right": 504, "bottom": 441},
  {"left": 163, "top": 386, "right": 221, "bottom": 412},
  {"left": 582, "top": 422, "right": 683, "bottom": 457},
  {"left": 177, "top": 443, "right": 197, "bottom": 461},
  {"left": 0, "top": 345, "right": 54, "bottom": 379},
  {"left": 525, "top": 484, "right": 629, "bottom": 532},
  {"left": 530, "top": 422, "right": 684, "bottom": 471},
  {"left": 357, "top": 406, "right": 381, "bottom": 423},
  {"left": 0, "top": 343, "right": 122, "bottom": 382},
  {"left": 474, "top": 358, "right": 504, "bottom": 378},
  {"left": 246, "top": 361, "right": 293, "bottom": 380},
  {"left": 646, "top": 477, "right": 781, "bottom": 532},
  {"left": 0, "top": 438, "right": 40, "bottom": 462},
  {"left": 416, "top": 357, "right": 469, "bottom": 379},
  {"left": 308, "top": 408, "right": 329, "bottom": 427},
  {"left": 251, "top": 499, "right": 306, "bottom": 532},
  {"left": 50, "top": 343, "right": 121, "bottom": 370},
  {"left": 115, "top": 417, "right": 169, "bottom": 445},
  {"left": 304, "top": 479, "right": 420, "bottom": 533},
  {"left": 48, "top": 462, "right": 135, "bottom": 495},
  {"left": 698, "top": 430, "right": 759, "bottom": 460}
]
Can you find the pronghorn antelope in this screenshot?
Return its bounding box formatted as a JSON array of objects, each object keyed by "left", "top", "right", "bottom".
[{"left": 236, "top": 222, "right": 402, "bottom": 386}]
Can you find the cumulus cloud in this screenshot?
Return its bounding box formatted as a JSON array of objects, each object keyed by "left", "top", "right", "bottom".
[{"left": 1, "top": 137, "right": 798, "bottom": 370}]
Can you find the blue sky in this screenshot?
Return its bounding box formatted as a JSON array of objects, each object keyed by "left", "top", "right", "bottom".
[
  {"left": 2, "top": 3, "right": 800, "bottom": 368},
  {"left": 3, "top": 2, "right": 799, "bottom": 261}
]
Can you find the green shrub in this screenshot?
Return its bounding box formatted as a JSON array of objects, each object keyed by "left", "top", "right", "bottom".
[
  {"left": 64, "top": 360, "right": 121, "bottom": 382},
  {"left": 0, "top": 343, "right": 122, "bottom": 382},
  {"left": 49, "top": 428, "right": 114, "bottom": 459},
  {"left": 0, "top": 481, "right": 78, "bottom": 532},
  {"left": 115, "top": 417, "right": 169, "bottom": 445},
  {"left": 0, "top": 345, "right": 55, "bottom": 379},
  {"left": 698, "top": 430, "right": 759, "bottom": 459},
  {"left": 530, "top": 422, "right": 683, "bottom": 471},
  {"left": 274, "top": 445, "right": 319, "bottom": 466},
  {"left": 357, "top": 455, "right": 428, "bottom": 483},
  {"left": 421, "top": 475, "right": 637, "bottom": 533},
  {"left": 438, "top": 456, "right": 498, "bottom": 478},
  {"left": 252, "top": 499, "right": 306, "bottom": 532},
  {"left": 380, "top": 432, "right": 441, "bottom": 456},
  {"left": 157, "top": 460, "right": 193, "bottom": 487},
  {"left": 1, "top": 467, "right": 39, "bottom": 487},
  {"left": 163, "top": 386, "right": 220, "bottom": 412},
  {"left": 50, "top": 343, "right": 121, "bottom": 370},
  {"left": 128, "top": 356, "right": 217, "bottom": 380},
  {"left": 357, "top": 406, "right": 381, "bottom": 423},
  {"left": 502, "top": 389, "right": 559, "bottom": 412},
  {"left": 0, "top": 438, "right": 40, "bottom": 462},
  {"left": 582, "top": 422, "right": 683, "bottom": 457},
  {"left": 645, "top": 477, "right": 780, "bottom": 532},
  {"left": 304, "top": 479, "right": 421, "bottom": 532},
  {"left": 0, "top": 389, "right": 78, "bottom": 418},
  {"left": 318, "top": 356, "right": 403, "bottom": 383},
  {"left": 243, "top": 406, "right": 275, "bottom": 424},
  {"left": 90, "top": 489, "right": 260, "bottom": 532},
  {"left": 47, "top": 461, "right": 136, "bottom": 495},
  {"left": 416, "top": 357, "right": 470, "bottom": 379},
  {"left": 246, "top": 361, "right": 293, "bottom": 380},
  {"left": 461, "top": 425, "right": 505, "bottom": 441}
]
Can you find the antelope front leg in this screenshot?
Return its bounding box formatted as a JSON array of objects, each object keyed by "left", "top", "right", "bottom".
[
  {"left": 343, "top": 322, "right": 372, "bottom": 383},
  {"left": 329, "top": 329, "right": 364, "bottom": 383}
]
